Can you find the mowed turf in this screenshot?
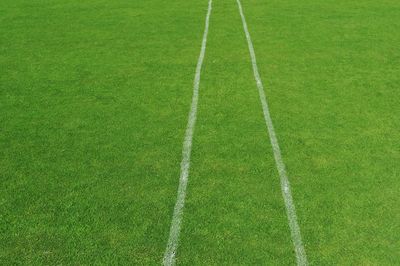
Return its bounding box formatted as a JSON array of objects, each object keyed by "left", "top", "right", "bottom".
[
  {"left": 1, "top": 0, "right": 400, "bottom": 265},
  {"left": 241, "top": 0, "right": 400, "bottom": 264},
  {"left": 1, "top": 0, "right": 208, "bottom": 264},
  {"left": 178, "top": 1, "right": 294, "bottom": 264}
]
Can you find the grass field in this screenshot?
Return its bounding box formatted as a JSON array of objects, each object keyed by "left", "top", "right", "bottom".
[{"left": 1, "top": 0, "right": 400, "bottom": 265}]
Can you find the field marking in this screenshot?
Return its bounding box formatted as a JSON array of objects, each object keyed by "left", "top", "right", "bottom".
[
  {"left": 163, "top": 0, "right": 212, "bottom": 265},
  {"left": 235, "top": 0, "right": 308, "bottom": 265}
]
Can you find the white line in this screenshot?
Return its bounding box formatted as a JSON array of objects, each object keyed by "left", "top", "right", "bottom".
[
  {"left": 163, "top": 1, "right": 212, "bottom": 265},
  {"left": 235, "top": 0, "right": 308, "bottom": 265}
]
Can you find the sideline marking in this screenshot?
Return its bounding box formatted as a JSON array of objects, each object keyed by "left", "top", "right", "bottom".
[
  {"left": 235, "top": 0, "right": 308, "bottom": 265},
  {"left": 163, "top": 1, "right": 212, "bottom": 265}
]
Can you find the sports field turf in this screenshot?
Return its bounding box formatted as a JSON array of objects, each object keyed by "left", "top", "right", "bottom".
[{"left": 1, "top": 0, "right": 399, "bottom": 264}]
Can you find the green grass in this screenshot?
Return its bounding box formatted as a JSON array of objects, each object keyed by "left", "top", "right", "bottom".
[
  {"left": 1, "top": 0, "right": 206, "bottom": 264},
  {"left": 242, "top": 0, "right": 400, "bottom": 264},
  {"left": 1, "top": 0, "right": 399, "bottom": 264}
]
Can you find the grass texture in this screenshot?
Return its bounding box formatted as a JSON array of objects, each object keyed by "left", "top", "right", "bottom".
[{"left": 1, "top": 0, "right": 399, "bottom": 264}]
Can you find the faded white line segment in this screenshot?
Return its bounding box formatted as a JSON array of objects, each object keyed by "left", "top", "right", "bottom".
[
  {"left": 235, "top": 0, "right": 308, "bottom": 265},
  {"left": 163, "top": 1, "right": 212, "bottom": 265}
]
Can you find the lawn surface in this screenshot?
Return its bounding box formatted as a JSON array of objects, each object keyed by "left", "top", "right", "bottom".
[{"left": 1, "top": 0, "right": 399, "bottom": 264}]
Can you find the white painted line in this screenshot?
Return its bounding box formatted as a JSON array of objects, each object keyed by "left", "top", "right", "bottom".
[
  {"left": 235, "top": 0, "right": 308, "bottom": 265},
  {"left": 163, "top": 1, "right": 212, "bottom": 265}
]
